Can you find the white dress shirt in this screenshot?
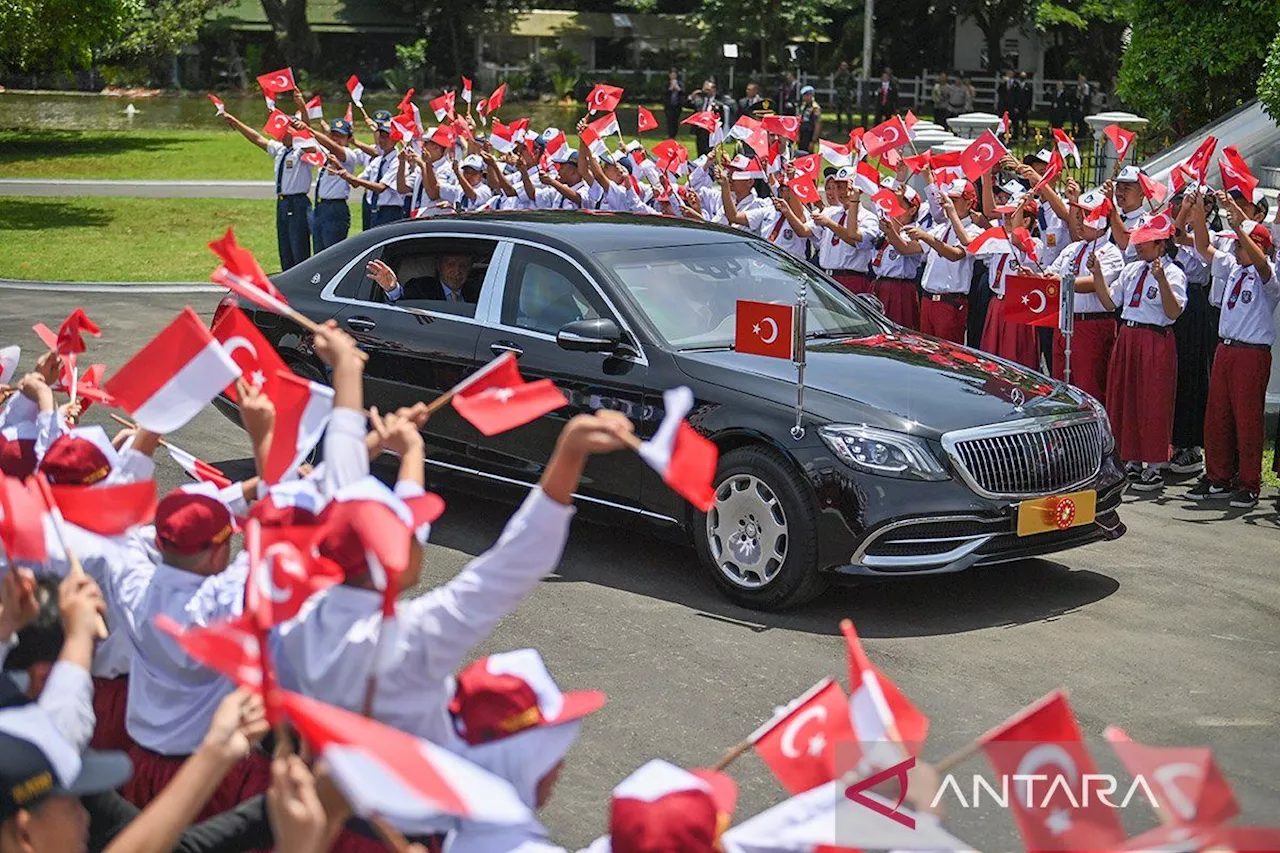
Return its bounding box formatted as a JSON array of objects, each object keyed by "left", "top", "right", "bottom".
[
  {"left": 362, "top": 149, "right": 404, "bottom": 208},
  {"left": 1211, "top": 252, "right": 1279, "bottom": 346},
  {"left": 919, "top": 217, "right": 976, "bottom": 294},
  {"left": 987, "top": 238, "right": 1044, "bottom": 297},
  {"left": 870, "top": 239, "right": 922, "bottom": 279},
  {"left": 266, "top": 140, "right": 314, "bottom": 196},
  {"left": 758, "top": 209, "right": 810, "bottom": 260},
  {"left": 1116, "top": 259, "right": 1188, "bottom": 326},
  {"left": 813, "top": 206, "right": 864, "bottom": 270},
  {"left": 1047, "top": 238, "right": 1125, "bottom": 314}
]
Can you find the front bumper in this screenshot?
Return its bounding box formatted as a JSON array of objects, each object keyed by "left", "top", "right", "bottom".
[{"left": 800, "top": 445, "right": 1128, "bottom": 577}]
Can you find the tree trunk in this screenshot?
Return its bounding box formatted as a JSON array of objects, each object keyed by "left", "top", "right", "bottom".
[
  {"left": 980, "top": 18, "right": 1003, "bottom": 72},
  {"left": 260, "top": 0, "right": 318, "bottom": 72}
]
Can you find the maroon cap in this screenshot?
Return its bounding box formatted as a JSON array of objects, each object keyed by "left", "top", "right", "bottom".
[
  {"left": 0, "top": 436, "right": 38, "bottom": 478},
  {"left": 38, "top": 435, "right": 111, "bottom": 486},
  {"left": 609, "top": 761, "right": 737, "bottom": 853},
  {"left": 154, "top": 491, "right": 234, "bottom": 555},
  {"left": 448, "top": 649, "right": 605, "bottom": 745}
]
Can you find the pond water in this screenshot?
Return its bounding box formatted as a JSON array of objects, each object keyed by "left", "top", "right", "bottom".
[{"left": 0, "top": 91, "right": 633, "bottom": 134}]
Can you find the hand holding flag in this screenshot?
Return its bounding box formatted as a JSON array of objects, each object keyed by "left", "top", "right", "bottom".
[{"left": 636, "top": 387, "right": 718, "bottom": 512}]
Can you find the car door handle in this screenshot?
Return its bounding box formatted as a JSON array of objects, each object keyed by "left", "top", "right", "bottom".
[
  {"left": 346, "top": 316, "right": 377, "bottom": 332},
  {"left": 490, "top": 342, "right": 523, "bottom": 358}
]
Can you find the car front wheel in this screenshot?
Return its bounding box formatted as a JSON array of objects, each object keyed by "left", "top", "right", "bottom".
[{"left": 694, "top": 446, "right": 826, "bottom": 611}]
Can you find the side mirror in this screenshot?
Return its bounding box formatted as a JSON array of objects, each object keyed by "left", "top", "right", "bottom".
[
  {"left": 557, "top": 318, "right": 622, "bottom": 353},
  {"left": 853, "top": 292, "right": 886, "bottom": 317}
]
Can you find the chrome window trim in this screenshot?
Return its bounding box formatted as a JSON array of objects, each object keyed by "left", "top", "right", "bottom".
[
  {"left": 319, "top": 231, "right": 506, "bottom": 328},
  {"left": 940, "top": 411, "right": 1102, "bottom": 500},
  {"left": 425, "top": 457, "right": 679, "bottom": 523}
]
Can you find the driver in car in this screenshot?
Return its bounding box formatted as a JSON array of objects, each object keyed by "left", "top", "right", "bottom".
[{"left": 366, "top": 252, "right": 479, "bottom": 305}]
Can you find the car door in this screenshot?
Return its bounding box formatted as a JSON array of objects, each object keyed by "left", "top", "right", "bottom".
[
  {"left": 321, "top": 232, "right": 502, "bottom": 470},
  {"left": 471, "top": 241, "right": 652, "bottom": 509}
]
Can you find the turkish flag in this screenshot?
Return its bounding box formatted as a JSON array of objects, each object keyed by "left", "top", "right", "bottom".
[
  {"left": 451, "top": 353, "right": 569, "bottom": 437},
  {"left": 652, "top": 139, "right": 688, "bottom": 173},
  {"left": 262, "top": 109, "right": 291, "bottom": 141},
  {"left": 980, "top": 690, "right": 1126, "bottom": 853},
  {"left": 682, "top": 111, "right": 720, "bottom": 133},
  {"left": 587, "top": 83, "right": 624, "bottom": 113},
  {"left": 300, "top": 150, "right": 325, "bottom": 167},
  {"left": 1004, "top": 275, "right": 1060, "bottom": 328},
  {"left": 902, "top": 151, "right": 932, "bottom": 174},
  {"left": 1219, "top": 145, "right": 1258, "bottom": 199},
  {"left": 1103, "top": 124, "right": 1134, "bottom": 160},
  {"left": 256, "top": 67, "right": 296, "bottom": 95},
  {"left": 735, "top": 300, "right": 794, "bottom": 360},
  {"left": 959, "top": 130, "right": 1007, "bottom": 180},
  {"left": 1137, "top": 171, "right": 1167, "bottom": 204},
  {"left": 243, "top": 519, "right": 342, "bottom": 632},
  {"left": 752, "top": 679, "right": 856, "bottom": 795},
  {"left": 762, "top": 114, "right": 800, "bottom": 141},
  {"left": 792, "top": 153, "right": 819, "bottom": 182},
  {"left": 211, "top": 304, "right": 290, "bottom": 404},
  {"left": 870, "top": 188, "right": 905, "bottom": 219},
  {"left": 730, "top": 115, "right": 768, "bottom": 158},
  {"left": 209, "top": 227, "right": 292, "bottom": 316},
  {"left": 637, "top": 106, "right": 657, "bottom": 133},
  {"left": 1185, "top": 135, "right": 1218, "bottom": 181},
  {"left": 1130, "top": 211, "right": 1175, "bottom": 244},
  {"left": 1103, "top": 727, "right": 1240, "bottom": 827},
  {"left": 788, "top": 178, "right": 820, "bottom": 206},
  {"left": 263, "top": 370, "right": 334, "bottom": 484},
  {"left": 864, "top": 116, "right": 910, "bottom": 156},
  {"left": 841, "top": 620, "right": 928, "bottom": 761}
]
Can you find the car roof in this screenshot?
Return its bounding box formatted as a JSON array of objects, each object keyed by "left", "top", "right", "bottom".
[{"left": 346, "top": 211, "right": 753, "bottom": 258}]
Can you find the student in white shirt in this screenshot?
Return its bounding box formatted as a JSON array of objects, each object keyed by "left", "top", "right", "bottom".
[
  {"left": 1100, "top": 218, "right": 1188, "bottom": 492},
  {"left": 717, "top": 159, "right": 773, "bottom": 234},
  {"left": 535, "top": 153, "right": 589, "bottom": 210},
  {"left": 801, "top": 167, "right": 879, "bottom": 294},
  {"left": 296, "top": 117, "right": 368, "bottom": 251},
  {"left": 761, "top": 173, "right": 814, "bottom": 261},
  {"left": 222, "top": 110, "right": 314, "bottom": 270},
  {"left": 872, "top": 180, "right": 924, "bottom": 329},
  {"left": 977, "top": 180, "right": 1044, "bottom": 370},
  {"left": 895, "top": 173, "right": 978, "bottom": 343},
  {"left": 1046, "top": 190, "right": 1125, "bottom": 405},
  {"left": 1106, "top": 166, "right": 1150, "bottom": 261},
  {"left": 1186, "top": 191, "right": 1279, "bottom": 509},
  {"left": 333, "top": 111, "right": 404, "bottom": 228}
]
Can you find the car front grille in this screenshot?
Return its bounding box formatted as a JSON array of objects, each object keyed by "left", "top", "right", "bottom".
[{"left": 945, "top": 416, "right": 1104, "bottom": 498}]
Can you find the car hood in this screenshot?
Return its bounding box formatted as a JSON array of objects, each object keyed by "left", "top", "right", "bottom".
[{"left": 676, "top": 331, "right": 1088, "bottom": 436}]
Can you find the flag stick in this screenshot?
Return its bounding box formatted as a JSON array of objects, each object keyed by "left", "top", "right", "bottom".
[
  {"left": 109, "top": 413, "right": 175, "bottom": 450},
  {"left": 69, "top": 363, "right": 78, "bottom": 404},
  {"left": 216, "top": 271, "right": 367, "bottom": 362},
  {"left": 370, "top": 814, "right": 412, "bottom": 852},
  {"left": 933, "top": 737, "right": 983, "bottom": 774},
  {"left": 710, "top": 736, "right": 755, "bottom": 771}
]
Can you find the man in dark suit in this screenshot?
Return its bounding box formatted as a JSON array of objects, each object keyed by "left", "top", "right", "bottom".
[
  {"left": 873, "top": 67, "right": 898, "bottom": 124},
  {"left": 367, "top": 252, "right": 481, "bottom": 305},
  {"left": 1016, "top": 71, "right": 1033, "bottom": 138}
]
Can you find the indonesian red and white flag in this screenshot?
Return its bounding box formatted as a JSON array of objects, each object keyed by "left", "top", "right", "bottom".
[
  {"left": 429, "top": 90, "right": 455, "bottom": 122},
  {"left": 1052, "top": 128, "right": 1080, "bottom": 167},
  {"left": 211, "top": 305, "right": 289, "bottom": 404},
  {"left": 486, "top": 82, "right": 507, "bottom": 114},
  {"left": 998, "top": 111, "right": 1011, "bottom": 136},
  {"left": 751, "top": 678, "right": 856, "bottom": 795},
  {"left": 263, "top": 370, "right": 334, "bottom": 484},
  {"left": 587, "top": 111, "right": 619, "bottom": 139},
  {"left": 864, "top": 116, "right": 911, "bottom": 156},
  {"left": 460, "top": 76, "right": 472, "bottom": 103},
  {"left": 735, "top": 300, "right": 794, "bottom": 360},
  {"left": 763, "top": 114, "right": 800, "bottom": 142},
  {"left": 262, "top": 110, "right": 291, "bottom": 141},
  {"left": 959, "top": 130, "right": 1007, "bottom": 180},
  {"left": 967, "top": 225, "right": 1016, "bottom": 257},
  {"left": 980, "top": 691, "right": 1126, "bottom": 852},
  {"left": 1185, "top": 136, "right": 1218, "bottom": 182},
  {"left": 840, "top": 620, "right": 928, "bottom": 773},
  {"left": 638, "top": 386, "right": 718, "bottom": 513},
  {"left": 305, "top": 95, "right": 323, "bottom": 119},
  {"left": 346, "top": 75, "right": 364, "bottom": 107},
  {"left": 637, "top": 106, "right": 658, "bottom": 133},
  {"left": 1219, "top": 145, "right": 1258, "bottom": 199},
  {"left": 728, "top": 154, "right": 766, "bottom": 181},
  {"left": 543, "top": 131, "right": 571, "bottom": 163},
  {"left": 580, "top": 126, "right": 609, "bottom": 157},
  {"left": 208, "top": 94, "right": 226, "bottom": 116},
  {"left": 289, "top": 125, "right": 317, "bottom": 150},
  {"left": 870, "top": 188, "right": 906, "bottom": 220},
  {"left": 730, "top": 115, "right": 768, "bottom": 157},
  {"left": 104, "top": 308, "right": 241, "bottom": 434},
  {"left": 257, "top": 67, "right": 296, "bottom": 95},
  {"left": 1033, "top": 149, "right": 1065, "bottom": 193},
  {"left": 166, "top": 442, "right": 232, "bottom": 489},
  {"left": 1103, "top": 124, "right": 1134, "bottom": 160},
  {"left": 488, "top": 120, "right": 519, "bottom": 153},
  {"left": 281, "top": 690, "right": 532, "bottom": 832},
  {"left": 1103, "top": 727, "right": 1240, "bottom": 827},
  {"left": 818, "top": 139, "right": 854, "bottom": 168},
  {"left": 682, "top": 111, "right": 720, "bottom": 134},
  {"left": 0, "top": 475, "right": 49, "bottom": 563},
  {"left": 208, "top": 227, "right": 292, "bottom": 317},
  {"left": 587, "top": 83, "right": 624, "bottom": 114},
  {"left": 852, "top": 161, "right": 882, "bottom": 195},
  {"left": 48, "top": 478, "right": 156, "bottom": 537},
  {"left": 450, "top": 353, "right": 568, "bottom": 437}
]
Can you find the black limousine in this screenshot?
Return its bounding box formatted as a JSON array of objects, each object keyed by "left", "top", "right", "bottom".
[{"left": 213, "top": 212, "right": 1126, "bottom": 610}]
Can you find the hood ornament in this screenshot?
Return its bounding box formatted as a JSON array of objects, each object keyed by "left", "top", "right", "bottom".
[{"left": 1009, "top": 387, "right": 1026, "bottom": 413}]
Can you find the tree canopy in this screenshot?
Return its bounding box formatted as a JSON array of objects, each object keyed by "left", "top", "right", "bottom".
[{"left": 0, "top": 0, "right": 134, "bottom": 72}]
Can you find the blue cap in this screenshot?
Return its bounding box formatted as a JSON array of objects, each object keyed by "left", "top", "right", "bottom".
[
  {"left": 562, "top": 151, "right": 580, "bottom": 165},
  {"left": 371, "top": 109, "right": 392, "bottom": 122},
  {"left": 329, "top": 119, "right": 353, "bottom": 136}
]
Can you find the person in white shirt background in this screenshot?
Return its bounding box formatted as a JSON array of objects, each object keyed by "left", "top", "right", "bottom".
[
  {"left": 1186, "top": 190, "right": 1279, "bottom": 510},
  {"left": 897, "top": 173, "right": 978, "bottom": 344},
  {"left": 872, "top": 179, "right": 925, "bottom": 329},
  {"left": 1105, "top": 166, "right": 1151, "bottom": 262},
  {"left": 333, "top": 110, "right": 405, "bottom": 229},
  {"left": 800, "top": 168, "right": 876, "bottom": 295},
  {"left": 1099, "top": 218, "right": 1188, "bottom": 493}
]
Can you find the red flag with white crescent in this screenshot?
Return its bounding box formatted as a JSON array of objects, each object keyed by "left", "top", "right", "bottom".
[
  {"left": 256, "top": 67, "right": 296, "bottom": 95},
  {"left": 751, "top": 678, "right": 856, "bottom": 795},
  {"left": 586, "top": 83, "right": 624, "bottom": 114},
  {"left": 1004, "top": 274, "right": 1061, "bottom": 328},
  {"left": 734, "top": 300, "right": 794, "bottom": 360},
  {"left": 959, "top": 130, "right": 1007, "bottom": 180}
]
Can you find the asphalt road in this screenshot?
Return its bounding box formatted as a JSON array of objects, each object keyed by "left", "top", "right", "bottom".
[{"left": 4, "top": 287, "right": 1278, "bottom": 850}]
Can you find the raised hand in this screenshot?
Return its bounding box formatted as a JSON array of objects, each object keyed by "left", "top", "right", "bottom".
[{"left": 365, "top": 259, "right": 399, "bottom": 293}]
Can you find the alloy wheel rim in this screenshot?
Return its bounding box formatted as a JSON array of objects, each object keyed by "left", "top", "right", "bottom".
[{"left": 706, "top": 473, "right": 788, "bottom": 589}]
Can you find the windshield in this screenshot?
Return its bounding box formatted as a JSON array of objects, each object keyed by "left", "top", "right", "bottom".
[{"left": 597, "top": 240, "right": 883, "bottom": 350}]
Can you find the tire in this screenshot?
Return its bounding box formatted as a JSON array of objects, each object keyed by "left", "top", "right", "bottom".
[{"left": 693, "top": 445, "right": 827, "bottom": 611}]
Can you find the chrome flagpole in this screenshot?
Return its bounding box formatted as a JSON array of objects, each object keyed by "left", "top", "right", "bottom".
[
  {"left": 1060, "top": 269, "right": 1076, "bottom": 386},
  {"left": 791, "top": 279, "right": 808, "bottom": 440}
]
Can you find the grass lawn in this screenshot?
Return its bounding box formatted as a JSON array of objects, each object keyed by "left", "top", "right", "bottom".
[
  {"left": 1263, "top": 442, "right": 1280, "bottom": 489},
  {"left": 0, "top": 196, "right": 358, "bottom": 281},
  {"left": 0, "top": 129, "right": 273, "bottom": 181}
]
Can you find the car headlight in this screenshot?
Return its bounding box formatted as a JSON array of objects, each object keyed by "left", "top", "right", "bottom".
[
  {"left": 819, "top": 425, "right": 949, "bottom": 481},
  {"left": 1082, "top": 394, "right": 1115, "bottom": 453}
]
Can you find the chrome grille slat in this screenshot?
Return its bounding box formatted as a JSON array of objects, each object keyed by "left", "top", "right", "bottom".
[{"left": 946, "top": 416, "right": 1104, "bottom": 498}]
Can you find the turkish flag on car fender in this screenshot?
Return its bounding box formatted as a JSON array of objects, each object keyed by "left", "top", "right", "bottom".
[
  {"left": 451, "top": 352, "right": 569, "bottom": 437},
  {"left": 1003, "top": 275, "right": 1060, "bottom": 328},
  {"left": 735, "top": 300, "right": 794, "bottom": 360},
  {"left": 751, "top": 678, "right": 856, "bottom": 795},
  {"left": 980, "top": 691, "right": 1127, "bottom": 853}
]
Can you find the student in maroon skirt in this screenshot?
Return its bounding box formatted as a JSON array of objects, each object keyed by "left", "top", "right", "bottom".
[
  {"left": 896, "top": 171, "right": 978, "bottom": 344},
  {"left": 1101, "top": 215, "right": 1188, "bottom": 492},
  {"left": 977, "top": 181, "right": 1043, "bottom": 369},
  {"left": 1046, "top": 189, "right": 1125, "bottom": 403},
  {"left": 872, "top": 178, "right": 924, "bottom": 328},
  {"left": 1186, "top": 191, "right": 1278, "bottom": 510}
]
